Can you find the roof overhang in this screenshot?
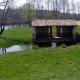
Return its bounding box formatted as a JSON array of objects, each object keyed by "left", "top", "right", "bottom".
[{"left": 32, "top": 19, "right": 77, "bottom": 27}]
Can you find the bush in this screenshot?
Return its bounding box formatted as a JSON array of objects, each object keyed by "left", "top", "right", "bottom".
[{"left": 60, "top": 44, "right": 66, "bottom": 48}]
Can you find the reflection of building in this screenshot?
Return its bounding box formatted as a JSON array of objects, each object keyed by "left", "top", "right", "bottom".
[{"left": 32, "top": 19, "right": 77, "bottom": 43}]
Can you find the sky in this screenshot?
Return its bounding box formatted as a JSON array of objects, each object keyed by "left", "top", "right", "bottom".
[
  {"left": 15, "top": 0, "right": 26, "bottom": 7},
  {"left": 0, "top": 0, "right": 80, "bottom": 6},
  {"left": 18, "top": 0, "right": 80, "bottom": 5},
  {"left": 0, "top": 0, "right": 80, "bottom": 8},
  {"left": 0, "top": 0, "right": 26, "bottom": 7},
  {"left": 16, "top": 0, "right": 80, "bottom": 6}
]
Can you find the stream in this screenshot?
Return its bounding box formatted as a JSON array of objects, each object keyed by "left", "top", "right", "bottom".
[
  {"left": 0, "top": 42, "right": 80, "bottom": 54},
  {"left": 0, "top": 43, "right": 57, "bottom": 54},
  {"left": 0, "top": 44, "right": 32, "bottom": 54}
]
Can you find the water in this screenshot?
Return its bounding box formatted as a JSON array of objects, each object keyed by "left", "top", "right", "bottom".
[
  {"left": 5, "top": 24, "right": 29, "bottom": 30},
  {"left": 0, "top": 44, "right": 32, "bottom": 54},
  {"left": 0, "top": 42, "right": 56, "bottom": 54},
  {"left": 0, "top": 42, "right": 79, "bottom": 54},
  {"left": 76, "top": 42, "right": 80, "bottom": 45},
  {"left": 51, "top": 43, "right": 57, "bottom": 47}
]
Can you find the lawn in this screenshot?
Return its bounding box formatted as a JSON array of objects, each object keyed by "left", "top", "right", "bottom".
[
  {"left": 0, "top": 45, "right": 80, "bottom": 80},
  {"left": 0, "top": 27, "right": 32, "bottom": 48}
]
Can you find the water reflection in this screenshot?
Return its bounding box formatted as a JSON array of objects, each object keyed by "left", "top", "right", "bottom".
[
  {"left": 51, "top": 43, "right": 56, "bottom": 47},
  {"left": 0, "top": 44, "right": 32, "bottom": 54},
  {"left": 76, "top": 42, "right": 80, "bottom": 45},
  {"left": 34, "top": 42, "right": 56, "bottom": 48},
  {"left": 2, "top": 48, "right": 6, "bottom": 54}
]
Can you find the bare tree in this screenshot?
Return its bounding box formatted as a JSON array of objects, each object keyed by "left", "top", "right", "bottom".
[
  {"left": 69, "top": 0, "right": 76, "bottom": 19},
  {"left": 56, "top": 0, "right": 62, "bottom": 19},
  {"left": 0, "top": 0, "right": 14, "bottom": 35},
  {"left": 76, "top": 1, "right": 80, "bottom": 19},
  {"left": 66, "top": 1, "right": 70, "bottom": 19},
  {"left": 49, "top": 0, "right": 56, "bottom": 19},
  {"left": 50, "top": 0, "right": 56, "bottom": 10},
  {"left": 60, "top": 0, "right": 68, "bottom": 19}
]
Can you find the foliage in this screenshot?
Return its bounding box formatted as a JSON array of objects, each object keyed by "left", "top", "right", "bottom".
[
  {"left": 60, "top": 44, "right": 66, "bottom": 48},
  {"left": 21, "top": 3, "right": 36, "bottom": 21}
]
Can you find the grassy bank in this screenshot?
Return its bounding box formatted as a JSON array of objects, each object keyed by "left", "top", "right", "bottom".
[
  {"left": 0, "top": 27, "right": 32, "bottom": 48},
  {"left": 0, "top": 45, "right": 80, "bottom": 80}
]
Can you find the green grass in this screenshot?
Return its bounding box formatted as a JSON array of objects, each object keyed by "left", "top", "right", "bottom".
[
  {"left": 77, "top": 26, "right": 80, "bottom": 35},
  {"left": 52, "top": 26, "right": 56, "bottom": 34},
  {"left": 0, "top": 27, "right": 32, "bottom": 48},
  {"left": 0, "top": 45, "right": 80, "bottom": 80}
]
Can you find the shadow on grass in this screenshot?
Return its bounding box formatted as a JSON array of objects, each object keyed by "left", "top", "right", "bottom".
[
  {"left": 0, "top": 36, "right": 21, "bottom": 44},
  {"left": 0, "top": 36, "right": 26, "bottom": 48}
]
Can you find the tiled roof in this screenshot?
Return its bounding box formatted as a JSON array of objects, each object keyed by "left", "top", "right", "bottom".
[{"left": 32, "top": 19, "right": 77, "bottom": 26}]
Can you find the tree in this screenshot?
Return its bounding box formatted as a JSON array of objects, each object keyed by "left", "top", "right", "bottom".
[
  {"left": 0, "top": 0, "right": 14, "bottom": 35},
  {"left": 66, "top": 2, "right": 70, "bottom": 19},
  {"left": 21, "top": 3, "right": 36, "bottom": 21},
  {"left": 76, "top": 1, "right": 80, "bottom": 20},
  {"left": 60, "top": 0, "right": 68, "bottom": 19}
]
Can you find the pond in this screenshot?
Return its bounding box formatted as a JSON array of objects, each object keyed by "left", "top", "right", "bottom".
[
  {"left": 0, "top": 42, "right": 57, "bottom": 54},
  {"left": 0, "top": 42, "right": 79, "bottom": 54},
  {"left": 0, "top": 44, "right": 32, "bottom": 54}
]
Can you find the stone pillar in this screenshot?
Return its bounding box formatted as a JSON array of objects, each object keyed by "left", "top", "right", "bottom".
[
  {"left": 32, "top": 27, "right": 36, "bottom": 43},
  {"left": 48, "top": 27, "right": 51, "bottom": 41},
  {"left": 73, "top": 26, "right": 76, "bottom": 41},
  {"left": 61, "top": 27, "right": 62, "bottom": 38}
]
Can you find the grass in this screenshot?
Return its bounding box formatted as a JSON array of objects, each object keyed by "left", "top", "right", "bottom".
[
  {"left": 0, "top": 27, "right": 32, "bottom": 48},
  {"left": 77, "top": 26, "right": 80, "bottom": 35},
  {"left": 52, "top": 26, "right": 56, "bottom": 34},
  {"left": 0, "top": 45, "right": 80, "bottom": 80}
]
